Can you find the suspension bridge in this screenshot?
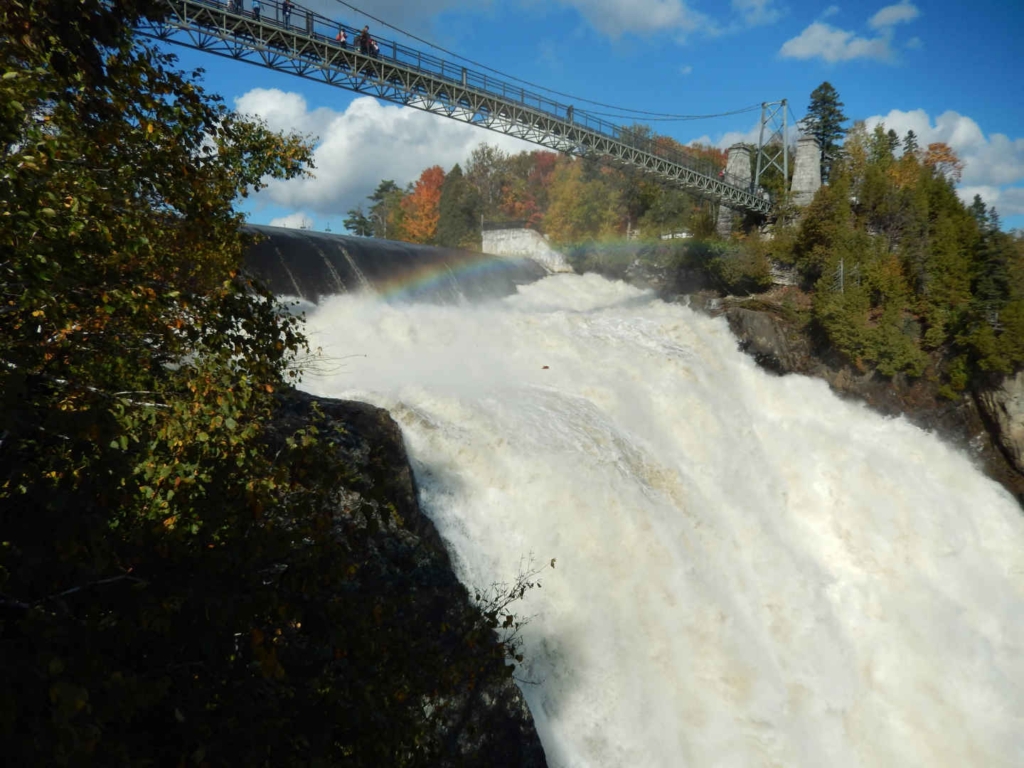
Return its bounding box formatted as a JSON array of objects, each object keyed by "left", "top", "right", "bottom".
[{"left": 140, "top": 0, "right": 786, "bottom": 216}]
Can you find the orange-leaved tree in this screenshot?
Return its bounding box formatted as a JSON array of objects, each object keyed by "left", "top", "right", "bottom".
[
  {"left": 401, "top": 165, "right": 445, "bottom": 244},
  {"left": 923, "top": 142, "right": 964, "bottom": 183}
]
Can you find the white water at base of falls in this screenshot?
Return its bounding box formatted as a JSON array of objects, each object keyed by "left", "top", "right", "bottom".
[{"left": 298, "top": 274, "right": 1024, "bottom": 768}]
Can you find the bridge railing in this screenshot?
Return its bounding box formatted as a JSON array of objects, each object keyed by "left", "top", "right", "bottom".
[{"left": 180, "top": 0, "right": 739, "bottom": 189}]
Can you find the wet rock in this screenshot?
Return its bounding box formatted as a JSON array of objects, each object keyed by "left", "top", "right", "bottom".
[
  {"left": 724, "top": 307, "right": 809, "bottom": 375},
  {"left": 975, "top": 370, "right": 1024, "bottom": 476},
  {"left": 266, "top": 389, "right": 548, "bottom": 767}
]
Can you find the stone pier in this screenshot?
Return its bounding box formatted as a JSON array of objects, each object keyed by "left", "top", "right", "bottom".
[
  {"left": 790, "top": 135, "right": 822, "bottom": 206},
  {"left": 717, "top": 144, "right": 751, "bottom": 237},
  {"left": 481, "top": 227, "right": 572, "bottom": 272}
]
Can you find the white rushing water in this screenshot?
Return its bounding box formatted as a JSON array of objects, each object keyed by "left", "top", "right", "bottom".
[{"left": 298, "top": 274, "right": 1024, "bottom": 768}]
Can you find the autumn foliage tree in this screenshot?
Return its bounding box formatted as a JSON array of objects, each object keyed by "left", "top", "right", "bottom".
[
  {"left": 500, "top": 151, "right": 559, "bottom": 228},
  {"left": 400, "top": 165, "right": 445, "bottom": 244},
  {"left": 544, "top": 158, "right": 621, "bottom": 244},
  {"left": 923, "top": 141, "right": 965, "bottom": 183}
]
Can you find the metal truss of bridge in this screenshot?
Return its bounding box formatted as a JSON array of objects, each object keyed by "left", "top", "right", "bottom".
[{"left": 141, "top": 0, "right": 774, "bottom": 216}]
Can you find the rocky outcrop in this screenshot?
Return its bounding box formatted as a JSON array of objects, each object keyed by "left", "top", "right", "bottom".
[
  {"left": 724, "top": 307, "right": 810, "bottom": 375},
  {"left": 975, "top": 371, "right": 1024, "bottom": 476},
  {"left": 267, "top": 390, "right": 548, "bottom": 767}
]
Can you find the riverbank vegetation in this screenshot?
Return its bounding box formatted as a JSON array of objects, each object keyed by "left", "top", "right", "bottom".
[
  {"left": 1, "top": 2, "right": 540, "bottom": 764},
  {"left": 777, "top": 121, "right": 1024, "bottom": 391}
]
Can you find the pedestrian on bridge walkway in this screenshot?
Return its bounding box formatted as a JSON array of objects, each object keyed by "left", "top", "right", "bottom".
[
  {"left": 336, "top": 27, "right": 347, "bottom": 47},
  {"left": 251, "top": 0, "right": 260, "bottom": 20},
  {"left": 282, "top": 0, "right": 294, "bottom": 27}
]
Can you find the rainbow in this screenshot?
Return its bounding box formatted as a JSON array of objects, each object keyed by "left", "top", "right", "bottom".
[{"left": 371, "top": 249, "right": 548, "bottom": 302}]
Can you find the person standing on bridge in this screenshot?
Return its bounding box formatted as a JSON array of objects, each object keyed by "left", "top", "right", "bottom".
[
  {"left": 251, "top": 0, "right": 260, "bottom": 21},
  {"left": 357, "top": 25, "right": 371, "bottom": 55},
  {"left": 282, "top": 0, "right": 294, "bottom": 27},
  {"left": 336, "top": 27, "right": 347, "bottom": 47}
]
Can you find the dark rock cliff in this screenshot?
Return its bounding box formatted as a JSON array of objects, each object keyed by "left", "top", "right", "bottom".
[{"left": 267, "top": 389, "right": 548, "bottom": 767}]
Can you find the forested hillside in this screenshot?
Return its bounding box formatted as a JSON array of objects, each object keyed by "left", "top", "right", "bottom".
[{"left": 777, "top": 121, "right": 1024, "bottom": 393}]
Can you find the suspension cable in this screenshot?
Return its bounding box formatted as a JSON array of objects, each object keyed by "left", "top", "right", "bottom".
[{"left": 331, "top": 0, "right": 765, "bottom": 122}]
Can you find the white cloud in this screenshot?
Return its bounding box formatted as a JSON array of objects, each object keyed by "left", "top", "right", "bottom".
[
  {"left": 689, "top": 117, "right": 800, "bottom": 151},
  {"left": 868, "top": 1, "right": 919, "bottom": 29},
  {"left": 779, "top": 22, "right": 892, "bottom": 62},
  {"left": 732, "top": 0, "right": 781, "bottom": 26},
  {"left": 234, "top": 90, "right": 535, "bottom": 218},
  {"left": 553, "top": 0, "right": 712, "bottom": 38},
  {"left": 235, "top": 89, "right": 337, "bottom": 140},
  {"left": 780, "top": 2, "right": 922, "bottom": 64},
  {"left": 552, "top": 0, "right": 783, "bottom": 38},
  {"left": 679, "top": 64, "right": 693, "bottom": 75},
  {"left": 863, "top": 109, "right": 1024, "bottom": 215},
  {"left": 688, "top": 121, "right": 759, "bottom": 150},
  {"left": 283, "top": 0, "right": 778, "bottom": 47},
  {"left": 269, "top": 212, "right": 315, "bottom": 229},
  {"left": 906, "top": 36, "right": 923, "bottom": 49},
  {"left": 997, "top": 187, "right": 1024, "bottom": 218}
]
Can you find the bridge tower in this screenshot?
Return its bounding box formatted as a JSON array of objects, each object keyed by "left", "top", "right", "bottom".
[
  {"left": 790, "top": 136, "right": 822, "bottom": 206},
  {"left": 716, "top": 145, "right": 752, "bottom": 236},
  {"left": 753, "top": 100, "right": 788, "bottom": 195}
]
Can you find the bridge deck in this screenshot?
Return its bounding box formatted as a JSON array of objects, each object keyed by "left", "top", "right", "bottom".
[{"left": 140, "top": 0, "right": 772, "bottom": 216}]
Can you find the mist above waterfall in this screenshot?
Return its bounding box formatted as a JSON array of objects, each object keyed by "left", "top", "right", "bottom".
[{"left": 298, "top": 273, "right": 1024, "bottom": 768}]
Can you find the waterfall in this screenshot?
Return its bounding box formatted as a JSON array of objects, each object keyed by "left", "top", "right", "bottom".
[
  {"left": 311, "top": 242, "right": 349, "bottom": 294},
  {"left": 339, "top": 246, "right": 373, "bottom": 293},
  {"left": 273, "top": 245, "right": 304, "bottom": 298},
  {"left": 298, "top": 273, "right": 1024, "bottom": 768}
]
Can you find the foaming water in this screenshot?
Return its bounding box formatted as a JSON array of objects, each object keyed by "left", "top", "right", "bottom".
[{"left": 299, "top": 274, "right": 1024, "bottom": 768}]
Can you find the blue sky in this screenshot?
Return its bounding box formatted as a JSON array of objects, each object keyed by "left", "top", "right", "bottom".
[{"left": 160, "top": 0, "right": 1024, "bottom": 231}]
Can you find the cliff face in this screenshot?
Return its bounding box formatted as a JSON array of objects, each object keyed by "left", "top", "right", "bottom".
[
  {"left": 266, "top": 390, "right": 548, "bottom": 766},
  {"left": 975, "top": 371, "right": 1024, "bottom": 478}
]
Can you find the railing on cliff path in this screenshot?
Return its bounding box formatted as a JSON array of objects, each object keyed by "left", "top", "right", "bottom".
[{"left": 140, "top": 0, "right": 774, "bottom": 216}]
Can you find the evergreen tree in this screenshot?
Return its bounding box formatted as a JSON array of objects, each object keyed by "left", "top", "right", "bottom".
[
  {"left": 969, "top": 194, "right": 990, "bottom": 231},
  {"left": 344, "top": 205, "right": 375, "bottom": 236},
  {"left": 436, "top": 163, "right": 481, "bottom": 248},
  {"left": 800, "top": 81, "right": 848, "bottom": 183},
  {"left": 886, "top": 128, "right": 901, "bottom": 156},
  {"left": 903, "top": 129, "right": 919, "bottom": 155}
]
